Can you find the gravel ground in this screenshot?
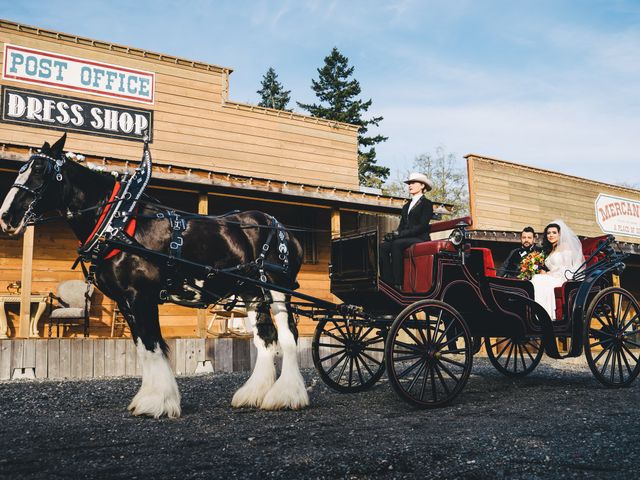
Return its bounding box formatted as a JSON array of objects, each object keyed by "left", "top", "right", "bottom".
[{"left": 0, "top": 356, "right": 638, "bottom": 479}]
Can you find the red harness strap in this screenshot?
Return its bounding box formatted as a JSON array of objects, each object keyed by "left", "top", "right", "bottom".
[{"left": 80, "top": 182, "right": 138, "bottom": 260}]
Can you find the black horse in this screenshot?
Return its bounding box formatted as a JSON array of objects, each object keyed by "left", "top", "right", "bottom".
[{"left": 0, "top": 135, "right": 308, "bottom": 417}]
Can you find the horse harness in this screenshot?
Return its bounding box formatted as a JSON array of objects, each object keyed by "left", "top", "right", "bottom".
[{"left": 11, "top": 152, "right": 66, "bottom": 226}]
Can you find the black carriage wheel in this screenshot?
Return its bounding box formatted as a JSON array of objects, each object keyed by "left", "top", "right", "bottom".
[
  {"left": 385, "top": 300, "right": 473, "bottom": 408},
  {"left": 485, "top": 336, "right": 544, "bottom": 377},
  {"left": 584, "top": 287, "right": 640, "bottom": 388},
  {"left": 312, "top": 317, "right": 386, "bottom": 393}
]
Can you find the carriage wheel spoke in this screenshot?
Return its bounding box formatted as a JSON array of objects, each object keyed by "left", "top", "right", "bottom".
[
  {"left": 438, "top": 355, "right": 466, "bottom": 369},
  {"left": 331, "top": 321, "right": 350, "bottom": 342},
  {"left": 348, "top": 357, "right": 354, "bottom": 387},
  {"left": 435, "top": 317, "right": 456, "bottom": 346},
  {"left": 490, "top": 337, "right": 510, "bottom": 349},
  {"left": 321, "top": 329, "right": 349, "bottom": 345},
  {"left": 610, "top": 349, "right": 617, "bottom": 383},
  {"left": 595, "top": 311, "right": 612, "bottom": 328},
  {"left": 429, "top": 363, "right": 437, "bottom": 402},
  {"left": 336, "top": 355, "right": 350, "bottom": 384},
  {"left": 353, "top": 356, "right": 366, "bottom": 385},
  {"left": 590, "top": 327, "right": 615, "bottom": 338},
  {"left": 406, "top": 359, "right": 428, "bottom": 393},
  {"left": 436, "top": 359, "right": 461, "bottom": 383},
  {"left": 325, "top": 353, "right": 348, "bottom": 376},
  {"left": 615, "top": 294, "right": 623, "bottom": 329},
  {"left": 439, "top": 331, "right": 464, "bottom": 350},
  {"left": 620, "top": 313, "right": 639, "bottom": 334},
  {"left": 619, "top": 348, "right": 634, "bottom": 376},
  {"left": 394, "top": 340, "right": 423, "bottom": 352},
  {"left": 360, "top": 350, "right": 384, "bottom": 365},
  {"left": 621, "top": 343, "right": 640, "bottom": 363},
  {"left": 433, "top": 309, "right": 445, "bottom": 342},
  {"left": 319, "top": 349, "right": 345, "bottom": 363},
  {"left": 394, "top": 352, "right": 423, "bottom": 361},
  {"left": 401, "top": 326, "right": 425, "bottom": 348},
  {"left": 397, "top": 356, "right": 426, "bottom": 379},
  {"left": 495, "top": 340, "right": 512, "bottom": 362},
  {"left": 356, "top": 353, "right": 376, "bottom": 377},
  {"left": 600, "top": 347, "right": 614, "bottom": 375},
  {"left": 623, "top": 338, "right": 640, "bottom": 349},
  {"left": 518, "top": 345, "right": 528, "bottom": 370},
  {"left": 415, "top": 314, "right": 429, "bottom": 344},
  {"left": 617, "top": 350, "right": 625, "bottom": 383},
  {"left": 591, "top": 344, "right": 610, "bottom": 364},
  {"left": 434, "top": 363, "right": 451, "bottom": 395},
  {"left": 521, "top": 342, "right": 536, "bottom": 362}
]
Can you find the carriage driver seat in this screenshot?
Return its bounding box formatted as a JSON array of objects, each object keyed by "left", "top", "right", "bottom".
[{"left": 401, "top": 216, "right": 476, "bottom": 293}]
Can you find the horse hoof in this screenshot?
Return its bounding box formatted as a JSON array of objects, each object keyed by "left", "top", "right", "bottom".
[
  {"left": 261, "top": 377, "right": 310, "bottom": 410},
  {"left": 231, "top": 378, "right": 274, "bottom": 408},
  {"left": 128, "top": 391, "right": 181, "bottom": 418}
]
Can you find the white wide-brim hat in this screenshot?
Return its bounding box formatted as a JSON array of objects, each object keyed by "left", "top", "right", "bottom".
[{"left": 404, "top": 172, "right": 433, "bottom": 191}]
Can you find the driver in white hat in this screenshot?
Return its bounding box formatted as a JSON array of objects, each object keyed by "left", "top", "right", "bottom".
[{"left": 380, "top": 172, "right": 434, "bottom": 290}]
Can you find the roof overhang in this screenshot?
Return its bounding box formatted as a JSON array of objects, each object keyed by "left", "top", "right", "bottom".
[{"left": 0, "top": 143, "right": 454, "bottom": 216}]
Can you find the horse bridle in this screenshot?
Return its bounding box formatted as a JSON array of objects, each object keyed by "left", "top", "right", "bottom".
[{"left": 12, "top": 152, "right": 66, "bottom": 226}]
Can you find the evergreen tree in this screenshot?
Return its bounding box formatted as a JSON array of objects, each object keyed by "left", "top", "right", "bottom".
[
  {"left": 297, "top": 47, "right": 389, "bottom": 187},
  {"left": 257, "top": 67, "right": 292, "bottom": 111}
]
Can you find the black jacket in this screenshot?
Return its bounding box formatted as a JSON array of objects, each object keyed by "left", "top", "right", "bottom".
[
  {"left": 397, "top": 196, "right": 433, "bottom": 241},
  {"left": 497, "top": 245, "right": 542, "bottom": 278}
]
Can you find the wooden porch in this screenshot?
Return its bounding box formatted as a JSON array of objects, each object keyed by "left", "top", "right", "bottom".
[{"left": 0, "top": 337, "right": 315, "bottom": 381}]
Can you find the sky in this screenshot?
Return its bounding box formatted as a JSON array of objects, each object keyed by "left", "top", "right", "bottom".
[{"left": 2, "top": 0, "right": 639, "bottom": 186}]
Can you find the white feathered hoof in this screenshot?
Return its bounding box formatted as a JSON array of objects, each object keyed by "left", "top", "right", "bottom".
[
  {"left": 261, "top": 373, "right": 309, "bottom": 410},
  {"left": 128, "top": 387, "right": 181, "bottom": 419},
  {"left": 231, "top": 378, "right": 274, "bottom": 408}
]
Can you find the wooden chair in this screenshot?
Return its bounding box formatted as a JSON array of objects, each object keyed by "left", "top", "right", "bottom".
[
  {"left": 48, "top": 280, "right": 95, "bottom": 338},
  {"left": 206, "top": 302, "right": 250, "bottom": 337},
  {"left": 111, "top": 307, "right": 129, "bottom": 337}
]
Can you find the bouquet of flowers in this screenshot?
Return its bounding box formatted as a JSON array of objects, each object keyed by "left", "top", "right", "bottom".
[{"left": 518, "top": 251, "right": 547, "bottom": 280}]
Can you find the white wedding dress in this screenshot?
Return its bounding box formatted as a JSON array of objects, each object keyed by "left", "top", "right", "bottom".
[{"left": 530, "top": 220, "right": 584, "bottom": 320}]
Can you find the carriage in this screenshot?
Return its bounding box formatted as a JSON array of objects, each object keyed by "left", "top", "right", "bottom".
[
  {"left": 2, "top": 134, "right": 638, "bottom": 415},
  {"left": 303, "top": 217, "right": 640, "bottom": 408}
]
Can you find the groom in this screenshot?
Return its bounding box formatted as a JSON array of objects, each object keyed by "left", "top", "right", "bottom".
[{"left": 497, "top": 226, "right": 542, "bottom": 278}]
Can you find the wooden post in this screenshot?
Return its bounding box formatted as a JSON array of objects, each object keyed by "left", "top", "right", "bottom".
[
  {"left": 19, "top": 226, "right": 35, "bottom": 338},
  {"left": 197, "top": 193, "right": 208, "bottom": 338},
  {"left": 331, "top": 208, "right": 340, "bottom": 239}
]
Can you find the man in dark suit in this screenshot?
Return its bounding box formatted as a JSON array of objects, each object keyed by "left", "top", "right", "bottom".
[
  {"left": 380, "top": 172, "right": 434, "bottom": 289},
  {"left": 497, "top": 226, "right": 541, "bottom": 278}
]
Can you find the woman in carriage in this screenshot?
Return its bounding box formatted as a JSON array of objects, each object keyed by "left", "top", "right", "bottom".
[{"left": 530, "top": 219, "right": 585, "bottom": 320}]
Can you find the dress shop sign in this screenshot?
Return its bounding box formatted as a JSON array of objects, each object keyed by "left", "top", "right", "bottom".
[
  {"left": 595, "top": 194, "right": 640, "bottom": 238},
  {"left": 1, "top": 86, "right": 153, "bottom": 142}
]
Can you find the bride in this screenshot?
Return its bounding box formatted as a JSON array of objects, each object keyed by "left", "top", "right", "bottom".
[{"left": 530, "top": 220, "right": 584, "bottom": 320}]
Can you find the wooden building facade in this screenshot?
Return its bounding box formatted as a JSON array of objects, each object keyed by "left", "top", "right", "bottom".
[
  {"left": 0, "top": 19, "right": 404, "bottom": 346},
  {"left": 466, "top": 154, "right": 640, "bottom": 295}
]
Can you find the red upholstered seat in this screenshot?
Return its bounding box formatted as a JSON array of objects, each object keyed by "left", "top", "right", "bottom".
[
  {"left": 402, "top": 241, "right": 455, "bottom": 293},
  {"left": 553, "top": 236, "right": 608, "bottom": 319},
  {"left": 398, "top": 216, "right": 473, "bottom": 293},
  {"left": 472, "top": 247, "right": 496, "bottom": 277}
]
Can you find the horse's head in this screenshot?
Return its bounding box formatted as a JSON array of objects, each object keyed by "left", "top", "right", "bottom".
[{"left": 0, "top": 134, "right": 68, "bottom": 235}]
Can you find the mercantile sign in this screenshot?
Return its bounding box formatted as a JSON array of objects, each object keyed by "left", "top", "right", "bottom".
[
  {"left": 3, "top": 44, "right": 155, "bottom": 104},
  {"left": 595, "top": 193, "right": 640, "bottom": 238}
]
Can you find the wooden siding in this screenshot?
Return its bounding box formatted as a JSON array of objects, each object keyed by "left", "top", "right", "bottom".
[
  {"left": 0, "top": 22, "right": 359, "bottom": 189},
  {"left": 0, "top": 337, "right": 316, "bottom": 380},
  {"left": 467, "top": 155, "right": 640, "bottom": 243}
]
